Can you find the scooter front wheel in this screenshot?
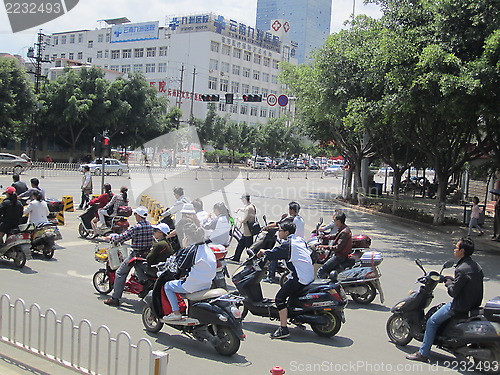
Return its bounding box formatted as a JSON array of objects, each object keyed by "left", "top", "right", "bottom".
[
  {"left": 350, "top": 282, "right": 377, "bottom": 304},
  {"left": 214, "top": 325, "right": 240, "bottom": 356},
  {"left": 311, "top": 311, "right": 342, "bottom": 337},
  {"left": 386, "top": 313, "right": 412, "bottom": 346},
  {"left": 42, "top": 245, "right": 54, "bottom": 259},
  {"left": 13, "top": 248, "right": 26, "bottom": 268},
  {"left": 141, "top": 305, "right": 163, "bottom": 333},
  {"left": 93, "top": 269, "right": 113, "bottom": 294}
]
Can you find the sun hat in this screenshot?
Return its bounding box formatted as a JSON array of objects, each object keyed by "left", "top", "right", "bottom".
[
  {"left": 153, "top": 223, "right": 171, "bottom": 235},
  {"left": 180, "top": 203, "right": 196, "bottom": 214},
  {"left": 132, "top": 206, "right": 148, "bottom": 218}
]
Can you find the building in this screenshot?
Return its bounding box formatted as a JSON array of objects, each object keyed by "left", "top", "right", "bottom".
[
  {"left": 42, "top": 14, "right": 298, "bottom": 125},
  {"left": 256, "top": 0, "right": 332, "bottom": 63}
]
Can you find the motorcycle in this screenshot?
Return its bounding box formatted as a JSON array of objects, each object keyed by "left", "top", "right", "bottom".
[
  {"left": 232, "top": 251, "right": 348, "bottom": 338},
  {"left": 19, "top": 222, "right": 59, "bottom": 259},
  {"left": 387, "top": 259, "right": 500, "bottom": 373},
  {"left": 92, "top": 244, "right": 156, "bottom": 299},
  {"left": 279, "top": 221, "right": 384, "bottom": 305},
  {"left": 141, "top": 258, "right": 245, "bottom": 356},
  {"left": 78, "top": 204, "right": 131, "bottom": 239},
  {"left": 0, "top": 228, "right": 32, "bottom": 268}
]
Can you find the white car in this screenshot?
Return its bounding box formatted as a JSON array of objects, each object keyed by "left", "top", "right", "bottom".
[
  {"left": 0, "top": 153, "right": 30, "bottom": 174},
  {"left": 79, "top": 158, "right": 129, "bottom": 176},
  {"left": 324, "top": 165, "right": 343, "bottom": 176}
]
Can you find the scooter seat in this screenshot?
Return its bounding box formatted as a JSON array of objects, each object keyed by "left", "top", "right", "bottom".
[
  {"left": 301, "top": 280, "right": 331, "bottom": 293},
  {"left": 186, "top": 288, "right": 227, "bottom": 301}
]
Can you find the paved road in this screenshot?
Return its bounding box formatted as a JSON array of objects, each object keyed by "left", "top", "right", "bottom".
[{"left": 0, "top": 170, "right": 498, "bottom": 375}]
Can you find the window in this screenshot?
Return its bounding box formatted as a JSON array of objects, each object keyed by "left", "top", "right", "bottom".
[
  {"left": 211, "top": 41, "right": 220, "bottom": 53},
  {"left": 146, "top": 63, "right": 156, "bottom": 73},
  {"left": 253, "top": 70, "right": 260, "bottom": 80},
  {"left": 242, "top": 84, "right": 250, "bottom": 94},
  {"left": 52, "top": 54, "right": 57, "bottom": 60},
  {"left": 159, "top": 46, "right": 168, "bottom": 56},
  {"left": 133, "top": 64, "right": 143, "bottom": 72},
  {"left": 252, "top": 86, "right": 259, "bottom": 93},
  {"left": 121, "top": 65, "right": 131, "bottom": 73},
  {"left": 221, "top": 62, "right": 230, "bottom": 73},
  {"left": 69, "top": 53, "right": 74, "bottom": 60},
  {"left": 271, "top": 75, "right": 278, "bottom": 84},
  {"left": 250, "top": 106, "right": 258, "bottom": 116},
  {"left": 70, "top": 34, "right": 75, "bottom": 43},
  {"left": 61, "top": 35, "right": 66, "bottom": 44},
  {"left": 244, "top": 51, "right": 251, "bottom": 61},
  {"left": 273, "top": 59, "right": 279, "bottom": 69},
  {"left": 230, "top": 104, "right": 238, "bottom": 113},
  {"left": 220, "top": 79, "right": 228, "bottom": 92},
  {"left": 53, "top": 36, "right": 58, "bottom": 45},
  {"left": 77, "top": 52, "right": 83, "bottom": 60},
  {"left": 254, "top": 54, "right": 261, "bottom": 64},
  {"left": 78, "top": 34, "right": 83, "bottom": 43},
  {"left": 262, "top": 73, "right": 269, "bottom": 82},
  {"left": 60, "top": 53, "right": 65, "bottom": 59},
  {"left": 242, "top": 68, "right": 250, "bottom": 78},
  {"left": 106, "top": 34, "right": 110, "bottom": 42},
  {"left": 104, "top": 50, "right": 109, "bottom": 58},
  {"left": 219, "top": 103, "right": 226, "bottom": 112},
  {"left": 146, "top": 47, "right": 156, "bottom": 57},
  {"left": 232, "top": 65, "right": 240, "bottom": 75},
  {"left": 221, "top": 44, "right": 231, "bottom": 56},
  {"left": 98, "top": 34, "right": 103, "bottom": 43},
  {"left": 231, "top": 81, "right": 240, "bottom": 93},
  {"left": 233, "top": 48, "right": 241, "bottom": 59},
  {"left": 111, "top": 50, "right": 120, "bottom": 59},
  {"left": 134, "top": 48, "right": 144, "bottom": 58},
  {"left": 122, "top": 49, "right": 131, "bottom": 58},
  {"left": 158, "top": 62, "right": 167, "bottom": 72},
  {"left": 88, "top": 40, "right": 93, "bottom": 48},
  {"left": 110, "top": 65, "right": 119, "bottom": 71},
  {"left": 96, "top": 51, "right": 102, "bottom": 59},
  {"left": 209, "top": 59, "right": 219, "bottom": 71},
  {"left": 208, "top": 77, "right": 218, "bottom": 90},
  {"left": 240, "top": 105, "right": 248, "bottom": 115},
  {"left": 261, "top": 88, "right": 268, "bottom": 97},
  {"left": 263, "top": 57, "right": 270, "bottom": 67},
  {"left": 269, "top": 109, "right": 276, "bottom": 118},
  {"left": 260, "top": 108, "right": 267, "bottom": 117}
]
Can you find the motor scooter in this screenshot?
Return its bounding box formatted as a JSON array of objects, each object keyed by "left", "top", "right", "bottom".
[
  {"left": 387, "top": 259, "right": 500, "bottom": 373},
  {"left": 141, "top": 258, "right": 245, "bottom": 356},
  {"left": 19, "top": 222, "right": 58, "bottom": 259},
  {"left": 0, "top": 228, "right": 32, "bottom": 268},
  {"left": 92, "top": 244, "right": 157, "bottom": 299},
  {"left": 232, "top": 251, "right": 348, "bottom": 338},
  {"left": 78, "top": 204, "right": 130, "bottom": 238},
  {"left": 209, "top": 243, "right": 229, "bottom": 290}
]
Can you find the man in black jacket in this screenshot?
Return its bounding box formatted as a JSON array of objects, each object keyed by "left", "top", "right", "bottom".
[{"left": 407, "top": 237, "right": 484, "bottom": 362}]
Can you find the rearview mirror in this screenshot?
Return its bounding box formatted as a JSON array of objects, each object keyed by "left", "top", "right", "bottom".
[
  {"left": 415, "top": 259, "right": 426, "bottom": 274},
  {"left": 443, "top": 260, "right": 455, "bottom": 269}
]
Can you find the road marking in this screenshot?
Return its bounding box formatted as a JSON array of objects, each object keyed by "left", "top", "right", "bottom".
[{"left": 67, "top": 270, "right": 93, "bottom": 280}]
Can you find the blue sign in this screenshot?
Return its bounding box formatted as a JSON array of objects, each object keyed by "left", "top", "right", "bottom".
[
  {"left": 111, "top": 21, "right": 159, "bottom": 43},
  {"left": 278, "top": 95, "right": 288, "bottom": 107}
]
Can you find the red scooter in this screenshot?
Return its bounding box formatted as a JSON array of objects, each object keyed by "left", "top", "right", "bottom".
[{"left": 92, "top": 245, "right": 156, "bottom": 299}]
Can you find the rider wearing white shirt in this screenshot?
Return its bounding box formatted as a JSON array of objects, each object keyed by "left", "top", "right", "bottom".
[{"left": 23, "top": 190, "right": 49, "bottom": 224}]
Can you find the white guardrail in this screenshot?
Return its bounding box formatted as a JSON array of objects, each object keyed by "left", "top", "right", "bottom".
[{"left": 0, "top": 294, "right": 168, "bottom": 375}]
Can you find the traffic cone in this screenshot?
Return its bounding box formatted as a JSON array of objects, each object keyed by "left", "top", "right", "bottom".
[
  {"left": 56, "top": 210, "right": 64, "bottom": 226},
  {"left": 62, "top": 195, "right": 74, "bottom": 212}
]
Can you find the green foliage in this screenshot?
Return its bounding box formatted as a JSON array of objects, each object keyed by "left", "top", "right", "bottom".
[
  {"left": 0, "top": 58, "right": 36, "bottom": 145},
  {"left": 203, "top": 150, "right": 250, "bottom": 164}
]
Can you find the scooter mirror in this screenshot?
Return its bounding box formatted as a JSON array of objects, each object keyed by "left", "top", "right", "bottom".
[
  {"left": 442, "top": 260, "right": 455, "bottom": 270},
  {"left": 262, "top": 215, "right": 267, "bottom": 225},
  {"left": 329, "top": 270, "right": 338, "bottom": 283},
  {"left": 415, "top": 259, "right": 426, "bottom": 274}
]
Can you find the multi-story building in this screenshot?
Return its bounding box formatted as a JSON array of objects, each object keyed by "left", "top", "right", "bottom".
[
  {"left": 43, "top": 14, "right": 297, "bottom": 125},
  {"left": 256, "top": 0, "right": 332, "bottom": 63}
]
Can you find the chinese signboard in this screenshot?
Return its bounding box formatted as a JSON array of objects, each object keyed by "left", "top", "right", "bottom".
[{"left": 111, "top": 21, "right": 159, "bottom": 43}]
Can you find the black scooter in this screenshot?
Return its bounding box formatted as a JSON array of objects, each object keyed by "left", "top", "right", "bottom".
[
  {"left": 232, "top": 252, "right": 348, "bottom": 337},
  {"left": 141, "top": 263, "right": 245, "bottom": 356},
  {"left": 387, "top": 259, "right": 500, "bottom": 373}
]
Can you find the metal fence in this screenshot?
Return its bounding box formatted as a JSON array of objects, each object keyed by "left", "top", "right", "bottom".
[{"left": 0, "top": 294, "right": 168, "bottom": 375}]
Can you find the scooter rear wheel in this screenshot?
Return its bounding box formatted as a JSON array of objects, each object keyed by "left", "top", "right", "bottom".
[
  {"left": 93, "top": 269, "right": 113, "bottom": 294},
  {"left": 214, "top": 325, "right": 240, "bottom": 356},
  {"left": 311, "top": 311, "right": 342, "bottom": 337},
  {"left": 472, "top": 344, "right": 500, "bottom": 374},
  {"left": 350, "top": 282, "right": 377, "bottom": 304},
  {"left": 386, "top": 313, "right": 412, "bottom": 346},
  {"left": 141, "top": 305, "right": 163, "bottom": 333},
  {"left": 13, "top": 248, "right": 26, "bottom": 268},
  {"left": 42, "top": 245, "right": 54, "bottom": 259},
  {"left": 78, "top": 223, "right": 90, "bottom": 238}
]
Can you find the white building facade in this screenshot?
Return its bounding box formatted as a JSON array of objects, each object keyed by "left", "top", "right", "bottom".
[{"left": 43, "top": 14, "right": 297, "bottom": 125}]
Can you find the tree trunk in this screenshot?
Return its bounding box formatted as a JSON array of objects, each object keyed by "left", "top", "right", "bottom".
[
  {"left": 343, "top": 169, "right": 353, "bottom": 200},
  {"left": 392, "top": 169, "right": 402, "bottom": 213},
  {"left": 433, "top": 172, "right": 448, "bottom": 225}
]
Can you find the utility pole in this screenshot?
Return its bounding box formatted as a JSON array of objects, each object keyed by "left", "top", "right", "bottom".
[
  {"left": 177, "top": 64, "right": 185, "bottom": 109},
  {"left": 27, "top": 29, "right": 50, "bottom": 160},
  {"left": 189, "top": 66, "right": 197, "bottom": 125}
]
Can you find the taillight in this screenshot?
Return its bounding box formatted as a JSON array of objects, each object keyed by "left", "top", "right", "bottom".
[
  {"left": 22, "top": 233, "right": 31, "bottom": 240},
  {"left": 365, "top": 271, "right": 377, "bottom": 279},
  {"left": 328, "top": 289, "right": 343, "bottom": 302}
]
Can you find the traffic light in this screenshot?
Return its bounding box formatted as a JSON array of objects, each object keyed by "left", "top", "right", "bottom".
[
  {"left": 201, "top": 94, "right": 220, "bottom": 102},
  {"left": 93, "top": 135, "right": 103, "bottom": 157},
  {"left": 102, "top": 136, "right": 111, "bottom": 157},
  {"left": 225, "top": 93, "right": 234, "bottom": 104},
  {"left": 242, "top": 94, "right": 262, "bottom": 102}
]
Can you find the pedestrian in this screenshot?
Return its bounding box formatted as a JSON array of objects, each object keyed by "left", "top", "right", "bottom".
[
  {"left": 103, "top": 206, "right": 154, "bottom": 307},
  {"left": 79, "top": 165, "right": 93, "bottom": 210},
  {"left": 229, "top": 193, "right": 256, "bottom": 262},
  {"left": 406, "top": 237, "right": 483, "bottom": 363},
  {"left": 468, "top": 196, "right": 484, "bottom": 237},
  {"left": 11, "top": 174, "right": 28, "bottom": 195},
  {"left": 493, "top": 195, "right": 500, "bottom": 242}
]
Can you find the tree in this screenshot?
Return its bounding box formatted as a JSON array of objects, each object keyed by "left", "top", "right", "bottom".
[
  {"left": 224, "top": 121, "right": 257, "bottom": 166},
  {"left": 0, "top": 58, "right": 36, "bottom": 146}
]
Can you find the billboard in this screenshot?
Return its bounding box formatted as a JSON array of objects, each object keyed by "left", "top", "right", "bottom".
[{"left": 111, "top": 21, "right": 159, "bottom": 43}]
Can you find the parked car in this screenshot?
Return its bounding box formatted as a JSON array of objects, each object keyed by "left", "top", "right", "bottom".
[
  {"left": 377, "top": 166, "right": 394, "bottom": 176},
  {"left": 0, "top": 153, "right": 30, "bottom": 174},
  {"left": 79, "top": 158, "right": 129, "bottom": 176},
  {"left": 253, "top": 157, "right": 267, "bottom": 169},
  {"left": 324, "top": 165, "right": 343, "bottom": 176}
]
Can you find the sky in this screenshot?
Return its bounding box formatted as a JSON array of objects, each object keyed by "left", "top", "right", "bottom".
[{"left": 0, "top": 0, "right": 381, "bottom": 57}]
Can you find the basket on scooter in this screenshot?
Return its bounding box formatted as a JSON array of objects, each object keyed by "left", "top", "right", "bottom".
[
  {"left": 359, "top": 251, "right": 383, "bottom": 266},
  {"left": 94, "top": 244, "right": 126, "bottom": 270}
]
